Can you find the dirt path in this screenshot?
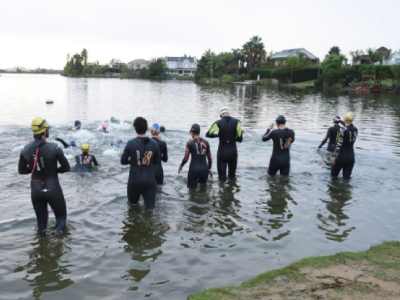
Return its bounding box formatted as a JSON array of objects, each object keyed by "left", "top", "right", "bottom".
[{"left": 189, "top": 242, "right": 400, "bottom": 300}]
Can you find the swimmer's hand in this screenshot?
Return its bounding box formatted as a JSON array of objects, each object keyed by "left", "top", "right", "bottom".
[
  {"left": 269, "top": 123, "right": 274, "bottom": 129},
  {"left": 208, "top": 170, "right": 213, "bottom": 178},
  {"left": 178, "top": 166, "right": 183, "bottom": 174}
]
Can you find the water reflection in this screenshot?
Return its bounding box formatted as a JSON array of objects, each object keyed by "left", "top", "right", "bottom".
[
  {"left": 17, "top": 237, "right": 73, "bottom": 300},
  {"left": 255, "top": 177, "right": 294, "bottom": 242},
  {"left": 121, "top": 208, "right": 167, "bottom": 283},
  {"left": 317, "top": 180, "right": 355, "bottom": 242},
  {"left": 182, "top": 183, "right": 242, "bottom": 238}
]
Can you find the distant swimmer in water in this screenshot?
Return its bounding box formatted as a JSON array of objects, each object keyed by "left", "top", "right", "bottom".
[
  {"left": 206, "top": 107, "right": 243, "bottom": 182},
  {"left": 55, "top": 137, "right": 77, "bottom": 149},
  {"left": 74, "top": 144, "right": 99, "bottom": 172},
  {"left": 331, "top": 112, "right": 358, "bottom": 180},
  {"left": 121, "top": 117, "right": 161, "bottom": 209},
  {"left": 99, "top": 121, "right": 109, "bottom": 133},
  {"left": 150, "top": 123, "right": 168, "bottom": 185},
  {"left": 179, "top": 124, "right": 212, "bottom": 189},
  {"left": 110, "top": 117, "right": 121, "bottom": 124},
  {"left": 160, "top": 126, "right": 166, "bottom": 133},
  {"left": 262, "top": 115, "right": 295, "bottom": 176},
  {"left": 18, "top": 117, "right": 70, "bottom": 236},
  {"left": 318, "top": 116, "right": 342, "bottom": 152},
  {"left": 72, "top": 120, "right": 82, "bottom": 131}
]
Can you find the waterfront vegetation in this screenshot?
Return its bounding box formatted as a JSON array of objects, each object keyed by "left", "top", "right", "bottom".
[
  {"left": 62, "top": 41, "right": 400, "bottom": 94},
  {"left": 195, "top": 40, "right": 400, "bottom": 94},
  {"left": 189, "top": 241, "right": 400, "bottom": 300},
  {"left": 63, "top": 49, "right": 168, "bottom": 79}
]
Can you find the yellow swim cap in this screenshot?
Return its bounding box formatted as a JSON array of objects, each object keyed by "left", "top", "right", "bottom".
[
  {"left": 344, "top": 112, "right": 353, "bottom": 123},
  {"left": 81, "top": 143, "right": 90, "bottom": 152},
  {"left": 31, "top": 117, "right": 49, "bottom": 135}
]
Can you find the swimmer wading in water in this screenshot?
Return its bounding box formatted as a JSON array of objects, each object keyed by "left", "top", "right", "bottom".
[{"left": 18, "top": 117, "right": 70, "bottom": 236}]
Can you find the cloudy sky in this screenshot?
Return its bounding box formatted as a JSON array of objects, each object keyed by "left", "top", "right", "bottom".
[{"left": 1, "top": 0, "right": 399, "bottom": 69}]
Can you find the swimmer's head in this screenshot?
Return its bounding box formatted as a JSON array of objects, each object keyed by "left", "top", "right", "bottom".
[
  {"left": 343, "top": 112, "right": 353, "bottom": 124},
  {"left": 276, "top": 115, "right": 286, "bottom": 125},
  {"left": 133, "top": 117, "right": 148, "bottom": 135},
  {"left": 150, "top": 123, "right": 161, "bottom": 136},
  {"left": 31, "top": 117, "right": 49, "bottom": 138},
  {"left": 333, "top": 116, "right": 341, "bottom": 124},
  {"left": 190, "top": 123, "right": 201, "bottom": 136},
  {"left": 74, "top": 120, "right": 82, "bottom": 130},
  {"left": 160, "top": 126, "right": 166, "bottom": 133},
  {"left": 81, "top": 143, "right": 90, "bottom": 154},
  {"left": 219, "top": 107, "right": 230, "bottom": 117}
]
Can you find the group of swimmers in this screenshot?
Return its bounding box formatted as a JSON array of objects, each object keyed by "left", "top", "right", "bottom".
[{"left": 17, "top": 107, "right": 357, "bottom": 236}]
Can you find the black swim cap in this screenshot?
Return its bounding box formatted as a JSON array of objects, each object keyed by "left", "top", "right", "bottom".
[
  {"left": 160, "top": 126, "right": 166, "bottom": 133},
  {"left": 190, "top": 123, "right": 200, "bottom": 134},
  {"left": 276, "top": 115, "right": 286, "bottom": 125}
]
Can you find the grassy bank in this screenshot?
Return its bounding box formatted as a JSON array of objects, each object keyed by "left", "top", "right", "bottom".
[{"left": 189, "top": 241, "right": 400, "bottom": 300}]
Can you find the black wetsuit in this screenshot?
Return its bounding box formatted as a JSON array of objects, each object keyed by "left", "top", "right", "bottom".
[
  {"left": 262, "top": 128, "right": 295, "bottom": 176},
  {"left": 331, "top": 124, "right": 358, "bottom": 179},
  {"left": 74, "top": 154, "right": 99, "bottom": 172},
  {"left": 121, "top": 137, "right": 161, "bottom": 209},
  {"left": 180, "top": 137, "right": 212, "bottom": 189},
  {"left": 206, "top": 116, "right": 243, "bottom": 181},
  {"left": 319, "top": 124, "right": 340, "bottom": 152},
  {"left": 18, "top": 139, "right": 70, "bottom": 234},
  {"left": 152, "top": 138, "right": 168, "bottom": 185}
]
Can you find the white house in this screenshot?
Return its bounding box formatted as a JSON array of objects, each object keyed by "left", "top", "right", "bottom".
[
  {"left": 165, "top": 56, "right": 197, "bottom": 77},
  {"left": 270, "top": 48, "right": 319, "bottom": 66},
  {"left": 128, "top": 59, "right": 150, "bottom": 70},
  {"left": 383, "top": 51, "right": 400, "bottom": 65}
]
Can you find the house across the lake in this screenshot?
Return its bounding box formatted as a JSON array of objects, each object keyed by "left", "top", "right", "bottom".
[
  {"left": 165, "top": 56, "right": 197, "bottom": 77},
  {"left": 383, "top": 51, "right": 400, "bottom": 65},
  {"left": 127, "top": 59, "right": 150, "bottom": 70},
  {"left": 270, "top": 48, "right": 319, "bottom": 66}
]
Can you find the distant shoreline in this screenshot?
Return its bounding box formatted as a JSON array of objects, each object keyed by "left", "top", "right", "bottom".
[{"left": 0, "top": 70, "right": 62, "bottom": 75}]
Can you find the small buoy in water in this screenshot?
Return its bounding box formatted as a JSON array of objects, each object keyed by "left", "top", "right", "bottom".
[{"left": 45, "top": 99, "right": 54, "bottom": 104}]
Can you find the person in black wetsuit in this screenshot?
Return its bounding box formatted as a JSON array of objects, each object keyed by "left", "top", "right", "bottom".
[
  {"left": 206, "top": 107, "right": 243, "bottom": 182},
  {"left": 262, "top": 115, "right": 295, "bottom": 176},
  {"left": 150, "top": 123, "right": 168, "bottom": 185},
  {"left": 74, "top": 143, "right": 99, "bottom": 172},
  {"left": 121, "top": 117, "right": 161, "bottom": 209},
  {"left": 18, "top": 117, "right": 70, "bottom": 236},
  {"left": 331, "top": 112, "right": 358, "bottom": 179},
  {"left": 179, "top": 124, "right": 212, "bottom": 189},
  {"left": 318, "top": 116, "right": 341, "bottom": 152}
]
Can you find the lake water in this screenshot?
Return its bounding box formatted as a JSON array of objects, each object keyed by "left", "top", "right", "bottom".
[{"left": 1, "top": 74, "right": 400, "bottom": 300}]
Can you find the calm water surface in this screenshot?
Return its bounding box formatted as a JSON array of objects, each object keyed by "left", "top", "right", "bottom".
[{"left": 1, "top": 74, "right": 400, "bottom": 300}]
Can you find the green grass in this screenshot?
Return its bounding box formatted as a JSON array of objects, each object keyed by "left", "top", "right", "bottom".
[{"left": 188, "top": 241, "right": 400, "bottom": 300}]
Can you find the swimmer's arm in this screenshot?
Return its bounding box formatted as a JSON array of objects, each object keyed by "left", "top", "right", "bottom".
[
  {"left": 206, "top": 122, "right": 219, "bottom": 138},
  {"left": 178, "top": 144, "right": 190, "bottom": 172},
  {"left": 18, "top": 154, "right": 31, "bottom": 174},
  {"left": 57, "top": 148, "right": 70, "bottom": 173},
  {"left": 121, "top": 144, "right": 131, "bottom": 165},
  {"left": 290, "top": 130, "right": 295, "bottom": 144},
  {"left": 161, "top": 143, "right": 168, "bottom": 163},
  {"left": 92, "top": 155, "right": 99, "bottom": 166},
  {"left": 235, "top": 122, "right": 244, "bottom": 142},
  {"left": 55, "top": 138, "right": 70, "bottom": 148},
  {"left": 318, "top": 129, "right": 329, "bottom": 148},
  {"left": 153, "top": 144, "right": 161, "bottom": 166},
  {"left": 206, "top": 143, "right": 212, "bottom": 170},
  {"left": 262, "top": 129, "right": 273, "bottom": 142}
]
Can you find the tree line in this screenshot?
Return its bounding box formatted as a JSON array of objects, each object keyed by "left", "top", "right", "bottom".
[{"left": 63, "top": 49, "right": 168, "bottom": 79}]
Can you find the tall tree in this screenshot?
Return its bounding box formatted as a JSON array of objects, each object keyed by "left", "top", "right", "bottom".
[
  {"left": 81, "top": 48, "right": 88, "bottom": 66},
  {"left": 328, "top": 46, "right": 341, "bottom": 56},
  {"left": 241, "top": 36, "right": 266, "bottom": 71}
]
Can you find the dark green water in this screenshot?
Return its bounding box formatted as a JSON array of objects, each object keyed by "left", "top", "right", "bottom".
[{"left": 1, "top": 74, "right": 400, "bottom": 299}]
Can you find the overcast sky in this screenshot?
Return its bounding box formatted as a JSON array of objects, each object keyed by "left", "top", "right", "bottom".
[{"left": 1, "top": 0, "right": 399, "bottom": 69}]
